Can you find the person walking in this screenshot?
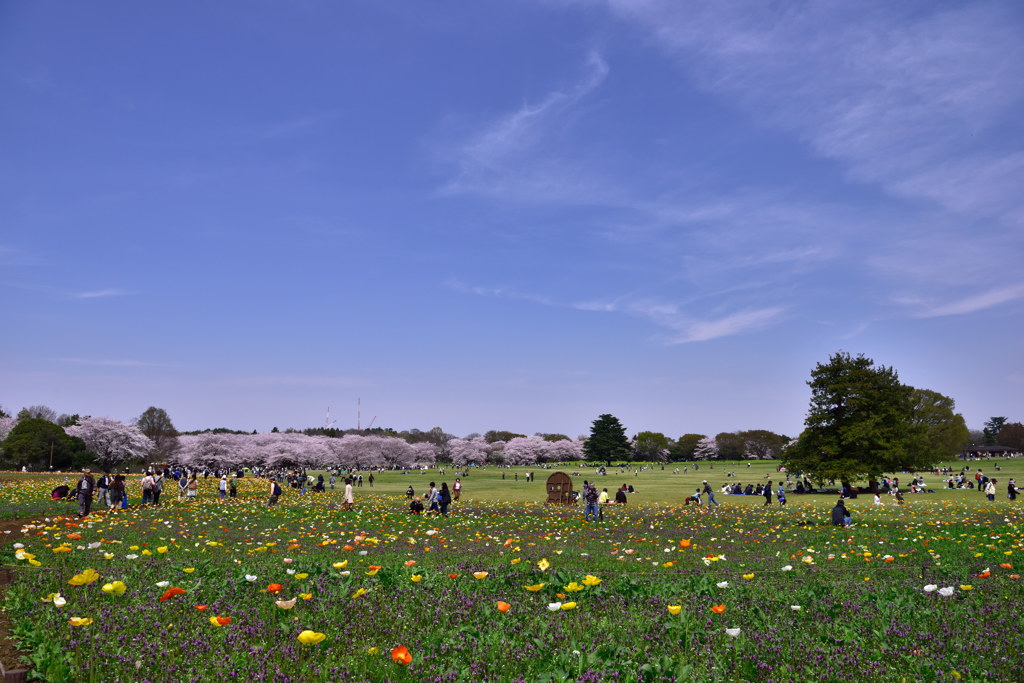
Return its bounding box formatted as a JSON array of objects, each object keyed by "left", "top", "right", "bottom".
[
  {"left": 764, "top": 480, "right": 774, "bottom": 506},
  {"left": 96, "top": 472, "right": 111, "bottom": 510},
  {"left": 151, "top": 471, "right": 164, "bottom": 506},
  {"left": 329, "top": 472, "right": 336, "bottom": 490},
  {"left": 268, "top": 478, "right": 282, "bottom": 507},
  {"left": 229, "top": 475, "right": 237, "bottom": 498},
  {"left": 343, "top": 477, "right": 355, "bottom": 510},
  {"left": 186, "top": 473, "right": 199, "bottom": 500},
  {"left": 426, "top": 482, "right": 440, "bottom": 514},
  {"left": 109, "top": 474, "right": 125, "bottom": 511},
  {"left": 439, "top": 482, "right": 452, "bottom": 515},
  {"left": 453, "top": 478, "right": 462, "bottom": 501},
  {"left": 584, "top": 481, "right": 599, "bottom": 522},
  {"left": 985, "top": 478, "right": 997, "bottom": 502},
  {"left": 702, "top": 480, "right": 719, "bottom": 507},
  {"left": 140, "top": 471, "right": 155, "bottom": 505},
  {"left": 776, "top": 481, "right": 787, "bottom": 507},
  {"left": 76, "top": 468, "right": 95, "bottom": 518},
  {"left": 178, "top": 472, "right": 189, "bottom": 501}
]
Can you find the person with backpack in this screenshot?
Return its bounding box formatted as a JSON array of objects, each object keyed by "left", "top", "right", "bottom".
[
  {"left": 268, "top": 478, "right": 282, "bottom": 506},
  {"left": 151, "top": 471, "right": 164, "bottom": 505},
  {"left": 141, "top": 472, "right": 155, "bottom": 505}
]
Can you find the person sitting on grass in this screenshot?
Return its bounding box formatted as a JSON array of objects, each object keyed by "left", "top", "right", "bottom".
[
  {"left": 409, "top": 496, "right": 424, "bottom": 514},
  {"left": 831, "top": 499, "right": 851, "bottom": 526}
]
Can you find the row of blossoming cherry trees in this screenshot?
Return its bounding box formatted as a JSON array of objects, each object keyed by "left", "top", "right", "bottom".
[{"left": 0, "top": 416, "right": 584, "bottom": 472}]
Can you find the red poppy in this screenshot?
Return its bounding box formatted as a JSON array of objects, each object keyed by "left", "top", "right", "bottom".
[
  {"left": 449, "top": 573, "right": 458, "bottom": 580},
  {"left": 711, "top": 604, "right": 726, "bottom": 614},
  {"left": 211, "top": 616, "right": 231, "bottom": 626},
  {"left": 159, "top": 587, "right": 186, "bottom": 602},
  {"left": 978, "top": 571, "right": 991, "bottom": 579},
  {"left": 391, "top": 645, "right": 413, "bottom": 666},
  {"left": 267, "top": 583, "right": 284, "bottom": 594}
]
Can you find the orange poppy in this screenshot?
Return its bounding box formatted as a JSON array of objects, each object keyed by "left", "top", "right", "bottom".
[
  {"left": 711, "top": 604, "right": 726, "bottom": 614},
  {"left": 209, "top": 616, "right": 231, "bottom": 626},
  {"left": 391, "top": 645, "right": 413, "bottom": 666},
  {"left": 195, "top": 605, "right": 207, "bottom": 611},
  {"left": 678, "top": 539, "right": 691, "bottom": 549},
  {"left": 496, "top": 601, "right": 511, "bottom": 613},
  {"left": 159, "top": 587, "right": 186, "bottom": 602},
  {"left": 267, "top": 584, "right": 284, "bottom": 594},
  {"left": 404, "top": 560, "right": 416, "bottom": 567},
  {"left": 1000, "top": 563, "right": 1013, "bottom": 569}
]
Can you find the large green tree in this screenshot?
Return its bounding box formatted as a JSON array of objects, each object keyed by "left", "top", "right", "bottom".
[
  {"left": 0, "top": 418, "right": 89, "bottom": 470},
  {"left": 136, "top": 406, "right": 180, "bottom": 461},
  {"left": 782, "top": 352, "right": 927, "bottom": 486},
  {"left": 671, "top": 434, "right": 706, "bottom": 461},
  {"left": 997, "top": 423, "right": 1024, "bottom": 451},
  {"left": 583, "top": 414, "right": 631, "bottom": 466},
  {"left": 983, "top": 417, "right": 1008, "bottom": 445},
  {"left": 632, "top": 431, "right": 670, "bottom": 462},
  {"left": 908, "top": 389, "right": 969, "bottom": 460}
]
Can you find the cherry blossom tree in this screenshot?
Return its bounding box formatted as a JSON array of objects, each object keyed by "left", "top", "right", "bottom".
[
  {"left": 692, "top": 436, "right": 718, "bottom": 461},
  {"left": 65, "top": 417, "right": 153, "bottom": 472},
  {"left": 449, "top": 437, "right": 490, "bottom": 467},
  {"left": 503, "top": 436, "right": 550, "bottom": 465},
  {"left": 0, "top": 416, "right": 15, "bottom": 443}
]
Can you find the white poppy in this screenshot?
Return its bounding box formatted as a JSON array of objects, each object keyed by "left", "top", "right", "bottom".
[
  {"left": 716, "top": 581, "right": 729, "bottom": 589},
  {"left": 245, "top": 575, "right": 257, "bottom": 582},
  {"left": 923, "top": 584, "right": 938, "bottom": 593},
  {"left": 725, "top": 628, "right": 741, "bottom": 637},
  {"left": 938, "top": 586, "right": 955, "bottom": 597},
  {"left": 781, "top": 565, "right": 793, "bottom": 572},
  {"left": 547, "top": 602, "right": 562, "bottom": 611}
]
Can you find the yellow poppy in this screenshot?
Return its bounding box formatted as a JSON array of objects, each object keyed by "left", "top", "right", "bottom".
[
  {"left": 101, "top": 581, "right": 127, "bottom": 596},
  {"left": 68, "top": 569, "right": 100, "bottom": 586},
  {"left": 582, "top": 575, "right": 602, "bottom": 587},
  {"left": 667, "top": 605, "right": 682, "bottom": 615},
  {"left": 68, "top": 617, "right": 93, "bottom": 627},
  {"left": 537, "top": 558, "right": 550, "bottom": 571},
  {"left": 411, "top": 575, "right": 422, "bottom": 583},
  {"left": 473, "top": 571, "right": 489, "bottom": 579},
  {"left": 560, "top": 602, "right": 578, "bottom": 610},
  {"left": 297, "top": 630, "right": 326, "bottom": 646},
  {"left": 525, "top": 583, "right": 546, "bottom": 592}
]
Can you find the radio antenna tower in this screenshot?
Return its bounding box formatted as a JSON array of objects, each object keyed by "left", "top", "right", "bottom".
[{"left": 324, "top": 407, "right": 337, "bottom": 430}]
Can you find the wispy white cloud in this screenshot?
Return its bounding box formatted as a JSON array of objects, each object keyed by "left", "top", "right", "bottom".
[
  {"left": 913, "top": 282, "right": 1024, "bottom": 318},
  {"left": 601, "top": 0, "right": 1024, "bottom": 225},
  {"left": 451, "top": 277, "right": 787, "bottom": 343},
  {"left": 439, "top": 51, "right": 611, "bottom": 200},
  {"left": 445, "top": 277, "right": 555, "bottom": 306},
  {"left": 75, "top": 288, "right": 128, "bottom": 299}
]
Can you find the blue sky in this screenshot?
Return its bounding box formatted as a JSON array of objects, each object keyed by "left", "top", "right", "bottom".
[{"left": 2, "top": 1, "right": 1022, "bottom": 439}]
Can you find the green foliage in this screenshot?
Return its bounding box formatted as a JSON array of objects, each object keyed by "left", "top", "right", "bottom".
[
  {"left": 136, "top": 406, "right": 179, "bottom": 461},
  {"left": 712, "top": 432, "right": 745, "bottom": 460},
  {"left": 632, "top": 431, "right": 670, "bottom": 461},
  {"left": 583, "top": 414, "right": 631, "bottom": 466},
  {"left": 909, "top": 389, "right": 969, "bottom": 460},
  {"left": 783, "top": 352, "right": 927, "bottom": 483},
  {"left": 997, "top": 422, "right": 1024, "bottom": 451},
  {"left": 0, "top": 417, "right": 89, "bottom": 470},
  {"left": 984, "top": 417, "right": 1008, "bottom": 445},
  {"left": 670, "top": 434, "right": 706, "bottom": 461},
  {"left": 484, "top": 430, "right": 527, "bottom": 443}
]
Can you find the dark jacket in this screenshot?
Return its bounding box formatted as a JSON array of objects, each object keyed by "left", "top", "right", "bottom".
[{"left": 831, "top": 503, "right": 847, "bottom": 526}]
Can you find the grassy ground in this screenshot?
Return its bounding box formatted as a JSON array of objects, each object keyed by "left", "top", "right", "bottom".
[
  {"left": 3, "top": 457, "right": 1019, "bottom": 519},
  {"left": 1, "top": 464, "right": 1022, "bottom": 681}
]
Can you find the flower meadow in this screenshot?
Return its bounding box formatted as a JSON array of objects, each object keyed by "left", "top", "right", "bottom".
[{"left": 2, "top": 475, "right": 1024, "bottom": 682}]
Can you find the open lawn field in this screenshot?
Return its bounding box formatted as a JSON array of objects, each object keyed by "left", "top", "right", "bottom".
[{"left": 1, "top": 462, "right": 1023, "bottom": 682}]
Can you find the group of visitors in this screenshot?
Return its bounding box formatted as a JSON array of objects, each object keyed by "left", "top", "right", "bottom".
[{"left": 407, "top": 478, "right": 461, "bottom": 515}]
